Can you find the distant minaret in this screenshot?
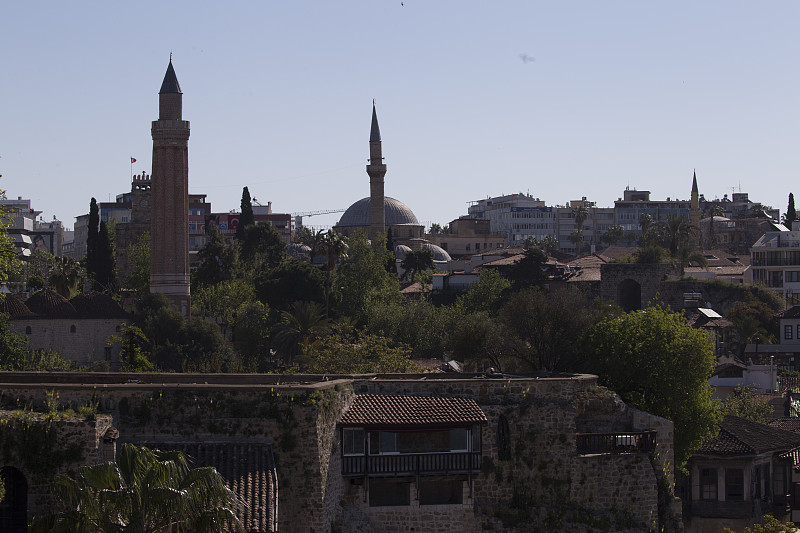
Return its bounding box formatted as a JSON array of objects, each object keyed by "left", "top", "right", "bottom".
[
  {"left": 690, "top": 170, "right": 701, "bottom": 248},
  {"left": 367, "top": 101, "right": 386, "bottom": 239},
  {"left": 150, "top": 59, "right": 191, "bottom": 316}
]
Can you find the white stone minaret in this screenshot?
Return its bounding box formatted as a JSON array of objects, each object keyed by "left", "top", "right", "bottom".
[{"left": 367, "top": 102, "right": 386, "bottom": 239}]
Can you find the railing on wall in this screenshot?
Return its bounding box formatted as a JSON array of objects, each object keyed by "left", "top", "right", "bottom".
[
  {"left": 342, "top": 451, "right": 482, "bottom": 477},
  {"left": 575, "top": 430, "right": 657, "bottom": 455}
]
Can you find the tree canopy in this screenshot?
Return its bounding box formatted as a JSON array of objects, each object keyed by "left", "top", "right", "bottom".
[
  {"left": 583, "top": 305, "right": 720, "bottom": 470},
  {"left": 32, "top": 443, "right": 243, "bottom": 533}
]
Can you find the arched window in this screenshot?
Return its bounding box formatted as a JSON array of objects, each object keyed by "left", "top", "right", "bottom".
[
  {"left": 0, "top": 466, "right": 28, "bottom": 533},
  {"left": 24, "top": 327, "right": 31, "bottom": 335},
  {"left": 70, "top": 325, "right": 77, "bottom": 333}
]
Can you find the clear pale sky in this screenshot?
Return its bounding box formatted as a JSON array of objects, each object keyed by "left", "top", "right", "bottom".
[{"left": 1, "top": 1, "right": 798, "bottom": 231}]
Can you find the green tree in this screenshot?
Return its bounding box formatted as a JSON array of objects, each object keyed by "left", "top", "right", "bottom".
[
  {"left": 236, "top": 186, "right": 254, "bottom": 241},
  {"left": 786, "top": 193, "right": 797, "bottom": 227},
  {"left": 727, "top": 297, "right": 778, "bottom": 355},
  {"left": 94, "top": 220, "right": 117, "bottom": 291},
  {"left": 107, "top": 324, "right": 153, "bottom": 372},
  {"left": 239, "top": 221, "right": 286, "bottom": 272},
  {"left": 583, "top": 305, "right": 720, "bottom": 470},
  {"left": 192, "top": 279, "right": 256, "bottom": 338},
  {"left": 334, "top": 231, "right": 401, "bottom": 322},
  {"left": 231, "top": 301, "right": 272, "bottom": 371},
  {"left": 658, "top": 214, "right": 693, "bottom": 256},
  {"left": 124, "top": 231, "right": 150, "bottom": 297},
  {"left": 572, "top": 205, "right": 589, "bottom": 253},
  {"left": 296, "top": 227, "right": 326, "bottom": 264},
  {"left": 455, "top": 269, "right": 511, "bottom": 314},
  {"left": 302, "top": 323, "right": 416, "bottom": 373},
  {"left": 322, "top": 230, "right": 348, "bottom": 316},
  {"left": 720, "top": 385, "right": 773, "bottom": 424},
  {"left": 0, "top": 313, "right": 31, "bottom": 370},
  {"left": 254, "top": 259, "right": 326, "bottom": 310},
  {"left": 506, "top": 247, "right": 547, "bottom": 288},
  {"left": 49, "top": 256, "right": 85, "bottom": 299},
  {"left": 674, "top": 243, "right": 708, "bottom": 277},
  {"left": 86, "top": 198, "right": 100, "bottom": 280},
  {"left": 271, "top": 300, "right": 330, "bottom": 365},
  {"left": 400, "top": 249, "right": 434, "bottom": 283},
  {"left": 602, "top": 224, "right": 625, "bottom": 245},
  {"left": 31, "top": 442, "right": 242, "bottom": 533},
  {"left": 194, "top": 223, "right": 237, "bottom": 289},
  {"left": 634, "top": 242, "right": 666, "bottom": 264}
]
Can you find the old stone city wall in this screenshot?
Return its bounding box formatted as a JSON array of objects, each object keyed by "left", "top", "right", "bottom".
[{"left": 0, "top": 373, "right": 675, "bottom": 533}]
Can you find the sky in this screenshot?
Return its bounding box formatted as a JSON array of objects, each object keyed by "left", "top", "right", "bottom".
[{"left": 1, "top": 1, "right": 799, "bottom": 232}]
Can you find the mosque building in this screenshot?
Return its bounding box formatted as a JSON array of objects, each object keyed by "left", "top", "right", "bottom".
[{"left": 334, "top": 103, "right": 426, "bottom": 243}]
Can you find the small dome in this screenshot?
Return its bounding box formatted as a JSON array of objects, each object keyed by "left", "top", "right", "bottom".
[
  {"left": 394, "top": 244, "right": 412, "bottom": 260},
  {"left": 423, "top": 243, "right": 452, "bottom": 263},
  {"left": 1, "top": 294, "right": 34, "bottom": 318},
  {"left": 70, "top": 291, "right": 128, "bottom": 319},
  {"left": 337, "top": 197, "right": 420, "bottom": 227},
  {"left": 26, "top": 289, "right": 77, "bottom": 317}
]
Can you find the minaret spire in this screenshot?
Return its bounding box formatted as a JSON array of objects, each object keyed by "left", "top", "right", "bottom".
[
  {"left": 367, "top": 101, "right": 386, "bottom": 239},
  {"left": 690, "top": 169, "right": 701, "bottom": 248},
  {"left": 150, "top": 59, "right": 191, "bottom": 316}
]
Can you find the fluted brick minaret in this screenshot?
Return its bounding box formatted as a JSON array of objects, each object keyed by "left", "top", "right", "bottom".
[
  {"left": 367, "top": 101, "right": 386, "bottom": 239},
  {"left": 150, "top": 59, "right": 191, "bottom": 316},
  {"left": 690, "top": 170, "right": 701, "bottom": 248}
]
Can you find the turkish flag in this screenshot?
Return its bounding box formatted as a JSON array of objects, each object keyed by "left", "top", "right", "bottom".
[{"left": 130, "top": 157, "right": 137, "bottom": 164}]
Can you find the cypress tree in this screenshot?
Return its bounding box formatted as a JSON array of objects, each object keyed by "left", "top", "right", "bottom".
[
  {"left": 237, "top": 187, "right": 254, "bottom": 240},
  {"left": 86, "top": 198, "right": 100, "bottom": 280},
  {"left": 95, "top": 221, "right": 117, "bottom": 291},
  {"left": 787, "top": 193, "right": 797, "bottom": 226}
]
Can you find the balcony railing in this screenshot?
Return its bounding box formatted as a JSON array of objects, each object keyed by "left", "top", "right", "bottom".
[
  {"left": 576, "top": 431, "right": 657, "bottom": 455},
  {"left": 342, "top": 451, "right": 482, "bottom": 477}
]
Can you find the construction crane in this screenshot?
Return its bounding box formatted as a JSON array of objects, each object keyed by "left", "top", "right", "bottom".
[{"left": 292, "top": 209, "right": 346, "bottom": 228}]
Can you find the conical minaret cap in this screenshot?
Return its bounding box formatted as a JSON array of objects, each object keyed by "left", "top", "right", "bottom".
[
  {"left": 159, "top": 60, "right": 182, "bottom": 94},
  {"left": 370, "top": 101, "right": 381, "bottom": 142},
  {"left": 692, "top": 170, "right": 698, "bottom": 194}
]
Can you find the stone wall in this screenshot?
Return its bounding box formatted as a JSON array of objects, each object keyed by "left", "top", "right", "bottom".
[
  {"left": 0, "top": 373, "right": 675, "bottom": 533},
  {"left": 600, "top": 263, "right": 678, "bottom": 310},
  {"left": 10, "top": 318, "right": 123, "bottom": 366}
]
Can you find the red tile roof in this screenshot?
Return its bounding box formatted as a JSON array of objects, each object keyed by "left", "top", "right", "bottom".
[
  {"left": 697, "top": 416, "right": 800, "bottom": 456},
  {"left": 340, "top": 394, "right": 487, "bottom": 427}
]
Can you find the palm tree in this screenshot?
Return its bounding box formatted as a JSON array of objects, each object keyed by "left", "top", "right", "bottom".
[
  {"left": 638, "top": 213, "right": 653, "bottom": 241},
  {"left": 31, "top": 443, "right": 242, "bottom": 533},
  {"left": 400, "top": 249, "right": 434, "bottom": 283},
  {"left": 572, "top": 205, "right": 588, "bottom": 254},
  {"left": 271, "top": 300, "right": 330, "bottom": 365},
  {"left": 659, "top": 214, "right": 693, "bottom": 256},
  {"left": 674, "top": 244, "right": 709, "bottom": 277},
  {"left": 322, "top": 230, "right": 348, "bottom": 316},
  {"left": 707, "top": 204, "right": 724, "bottom": 249},
  {"left": 49, "top": 256, "right": 85, "bottom": 298}
]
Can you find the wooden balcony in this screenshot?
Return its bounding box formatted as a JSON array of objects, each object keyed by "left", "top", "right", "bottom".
[
  {"left": 342, "top": 451, "right": 482, "bottom": 477},
  {"left": 576, "top": 430, "right": 657, "bottom": 455}
]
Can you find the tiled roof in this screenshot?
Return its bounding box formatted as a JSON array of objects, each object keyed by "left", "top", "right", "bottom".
[
  {"left": 777, "top": 306, "right": 800, "bottom": 319},
  {"left": 1, "top": 294, "right": 34, "bottom": 318},
  {"left": 70, "top": 291, "right": 129, "bottom": 319},
  {"left": 25, "top": 290, "right": 77, "bottom": 317},
  {"left": 697, "top": 416, "right": 800, "bottom": 456},
  {"left": 148, "top": 442, "right": 276, "bottom": 532},
  {"left": 340, "top": 394, "right": 487, "bottom": 427},
  {"left": 769, "top": 417, "right": 800, "bottom": 433}
]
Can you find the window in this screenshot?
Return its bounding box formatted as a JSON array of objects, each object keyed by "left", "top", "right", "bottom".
[
  {"left": 24, "top": 326, "right": 31, "bottom": 335},
  {"left": 700, "top": 468, "right": 717, "bottom": 500},
  {"left": 104, "top": 347, "right": 112, "bottom": 362},
  {"left": 786, "top": 325, "right": 793, "bottom": 340},
  {"left": 369, "top": 479, "right": 410, "bottom": 507},
  {"left": 342, "top": 428, "right": 365, "bottom": 456},
  {"left": 497, "top": 415, "right": 511, "bottom": 461},
  {"left": 465, "top": 244, "right": 470, "bottom": 251},
  {"left": 797, "top": 324, "right": 800, "bottom": 340},
  {"left": 449, "top": 428, "right": 468, "bottom": 452},
  {"left": 419, "top": 479, "right": 463, "bottom": 505},
  {"left": 369, "top": 431, "right": 397, "bottom": 455},
  {"left": 725, "top": 469, "right": 743, "bottom": 501},
  {"left": 70, "top": 325, "right": 77, "bottom": 334}
]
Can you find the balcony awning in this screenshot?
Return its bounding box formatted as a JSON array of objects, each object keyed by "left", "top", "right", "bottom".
[{"left": 340, "top": 394, "right": 487, "bottom": 428}]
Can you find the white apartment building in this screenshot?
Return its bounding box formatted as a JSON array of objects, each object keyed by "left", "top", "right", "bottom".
[
  {"left": 751, "top": 228, "right": 800, "bottom": 306},
  {"left": 467, "top": 193, "right": 555, "bottom": 244}
]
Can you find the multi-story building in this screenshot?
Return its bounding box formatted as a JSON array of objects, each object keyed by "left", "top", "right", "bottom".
[
  {"left": 0, "top": 197, "right": 67, "bottom": 257},
  {"left": 467, "top": 193, "right": 556, "bottom": 244},
  {"left": 750, "top": 229, "right": 800, "bottom": 305},
  {"left": 614, "top": 187, "right": 691, "bottom": 235},
  {"left": 555, "top": 198, "right": 616, "bottom": 255},
  {"left": 425, "top": 217, "right": 507, "bottom": 257}
]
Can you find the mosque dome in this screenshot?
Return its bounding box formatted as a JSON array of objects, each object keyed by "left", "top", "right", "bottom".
[
  {"left": 422, "top": 243, "right": 452, "bottom": 263},
  {"left": 394, "top": 244, "right": 412, "bottom": 260},
  {"left": 337, "top": 197, "right": 420, "bottom": 227}
]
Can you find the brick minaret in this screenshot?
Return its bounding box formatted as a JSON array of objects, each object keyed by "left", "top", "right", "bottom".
[
  {"left": 367, "top": 102, "right": 386, "bottom": 239},
  {"left": 690, "top": 170, "right": 701, "bottom": 247},
  {"left": 150, "top": 59, "right": 190, "bottom": 316}
]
